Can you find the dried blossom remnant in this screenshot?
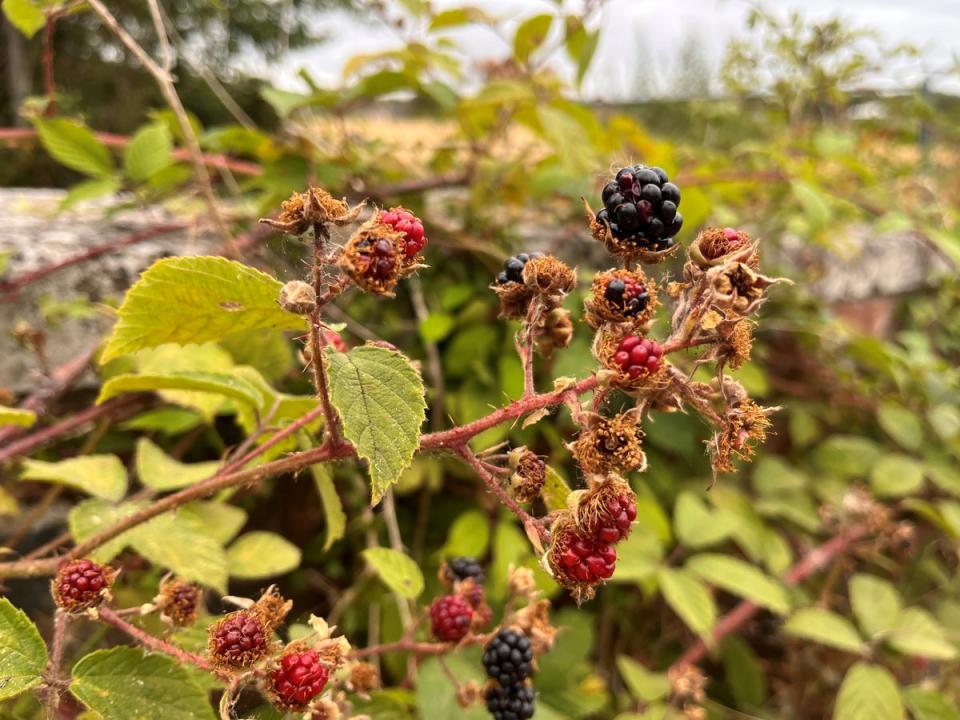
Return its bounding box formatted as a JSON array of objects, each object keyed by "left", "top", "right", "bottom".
[
  {"left": 456, "top": 681, "right": 482, "bottom": 708},
  {"left": 253, "top": 585, "right": 293, "bottom": 631},
  {"left": 698, "top": 313, "right": 755, "bottom": 370},
  {"left": 584, "top": 268, "right": 659, "bottom": 329},
  {"left": 347, "top": 662, "right": 380, "bottom": 695},
  {"left": 570, "top": 411, "right": 647, "bottom": 476},
  {"left": 279, "top": 280, "right": 317, "bottom": 315},
  {"left": 338, "top": 218, "right": 405, "bottom": 296},
  {"left": 535, "top": 307, "right": 574, "bottom": 359},
  {"left": 669, "top": 663, "right": 707, "bottom": 706},
  {"left": 709, "top": 399, "right": 777, "bottom": 476},
  {"left": 492, "top": 280, "right": 535, "bottom": 320},
  {"left": 509, "top": 447, "right": 547, "bottom": 503},
  {"left": 570, "top": 475, "right": 637, "bottom": 544},
  {"left": 261, "top": 187, "right": 362, "bottom": 235},
  {"left": 521, "top": 255, "right": 576, "bottom": 301},
  {"left": 510, "top": 598, "right": 559, "bottom": 656},
  {"left": 156, "top": 577, "right": 201, "bottom": 627},
  {"left": 704, "top": 246, "right": 788, "bottom": 317},
  {"left": 690, "top": 226, "right": 757, "bottom": 269}
]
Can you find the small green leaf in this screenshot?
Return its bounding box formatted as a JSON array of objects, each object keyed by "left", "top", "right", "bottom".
[
  {"left": 792, "top": 180, "right": 832, "bottom": 226},
  {"left": 657, "top": 568, "right": 716, "bottom": 638},
  {"left": 2, "top": 0, "right": 45, "bottom": 38},
  {"left": 784, "top": 608, "right": 865, "bottom": 654},
  {"left": 722, "top": 636, "right": 767, "bottom": 710},
  {"left": 135, "top": 438, "right": 219, "bottom": 491},
  {"left": 686, "top": 553, "right": 790, "bottom": 615},
  {"left": 832, "top": 662, "right": 903, "bottom": 720},
  {"left": 124, "top": 124, "right": 174, "bottom": 181},
  {"left": 97, "top": 371, "right": 264, "bottom": 409},
  {"left": 513, "top": 14, "right": 552, "bottom": 63},
  {"left": 101, "top": 256, "right": 306, "bottom": 363},
  {"left": 133, "top": 512, "right": 228, "bottom": 592},
  {"left": 0, "top": 406, "right": 36, "bottom": 428},
  {"left": 888, "top": 608, "right": 958, "bottom": 660},
  {"left": 902, "top": 687, "right": 960, "bottom": 720},
  {"left": 813, "top": 436, "right": 882, "bottom": 477},
  {"left": 442, "top": 510, "right": 490, "bottom": 559},
  {"left": 0, "top": 598, "right": 48, "bottom": 701},
  {"left": 70, "top": 647, "right": 216, "bottom": 720},
  {"left": 363, "top": 548, "right": 425, "bottom": 599},
  {"left": 674, "top": 492, "right": 733, "bottom": 548},
  {"left": 325, "top": 345, "right": 427, "bottom": 505},
  {"left": 226, "top": 531, "right": 302, "bottom": 580},
  {"left": 616, "top": 656, "right": 669, "bottom": 703},
  {"left": 21, "top": 455, "right": 127, "bottom": 501},
  {"left": 68, "top": 499, "right": 144, "bottom": 563},
  {"left": 870, "top": 454, "right": 925, "bottom": 498},
  {"left": 419, "top": 313, "right": 454, "bottom": 343},
  {"left": 877, "top": 402, "right": 924, "bottom": 451},
  {"left": 60, "top": 177, "right": 121, "bottom": 210},
  {"left": 34, "top": 118, "right": 114, "bottom": 177},
  {"left": 849, "top": 574, "right": 901, "bottom": 637},
  {"left": 928, "top": 404, "right": 960, "bottom": 442},
  {"left": 179, "top": 502, "right": 247, "bottom": 545},
  {"left": 541, "top": 465, "right": 571, "bottom": 512}
]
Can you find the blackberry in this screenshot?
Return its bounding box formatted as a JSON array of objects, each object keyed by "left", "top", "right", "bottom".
[
  {"left": 271, "top": 649, "right": 330, "bottom": 709},
  {"left": 484, "top": 682, "right": 535, "bottom": 720},
  {"left": 553, "top": 533, "right": 617, "bottom": 583},
  {"left": 52, "top": 559, "right": 114, "bottom": 613},
  {"left": 208, "top": 610, "right": 269, "bottom": 669},
  {"left": 158, "top": 578, "right": 201, "bottom": 627},
  {"left": 591, "top": 492, "right": 638, "bottom": 544},
  {"left": 446, "top": 557, "right": 485, "bottom": 584},
  {"left": 597, "top": 164, "right": 683, "bottom": 249},
  {"left": 430, "top": 594, "right": 473, "bottom": 642},
  {"left": 379, "top": 207, "right": 427, "bottom": 259},
  {"left": 603, "top": 277, "right": 649, "bottom": 318},
  {"left": 496, "top": 252, "right": 544, "bottom": 285},
  {"left": 612, "top": 335, "right": 664, "bottom": 378},
  {"left": 482, "top": 629, "right": 533, "bottom": 686}
]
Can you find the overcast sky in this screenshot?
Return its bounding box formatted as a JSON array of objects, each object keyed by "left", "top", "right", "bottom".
[{"left": 264, "top": 0, "right": 960, "bottom": 98}]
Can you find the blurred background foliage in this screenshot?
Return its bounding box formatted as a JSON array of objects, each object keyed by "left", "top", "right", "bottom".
[{"left": 1, "top": 1, "right": 959, "bottom": 719}]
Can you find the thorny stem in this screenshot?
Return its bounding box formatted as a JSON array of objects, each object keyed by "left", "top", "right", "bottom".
[
  {"left": 98, "top": 606, "right": 214, "bottom": 672},
  {"left": 518, "top": 298, "right": 542, "bottom": 398},
  {"left": 309, "top": 222, "right": 342, "bottom": 444},
  {"left": 43, "top": 610, "right": 68, "bottom": 719},
  {"left": 349, "top": 639, "right": 462, "bottom": 659}
]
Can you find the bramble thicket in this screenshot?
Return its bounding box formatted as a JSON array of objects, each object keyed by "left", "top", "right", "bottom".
[{"left": 0, "top": 2, "right": 959, "bottom": 720}]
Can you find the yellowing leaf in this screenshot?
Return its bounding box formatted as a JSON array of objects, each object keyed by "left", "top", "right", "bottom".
[
  {"left": 325, "top": 345, "right": 426, "bottom": 505},
  {"left": 226, "top": 532, "right": 301, "bottom": 580},
  {"left": 135, "top": 438, "right": 220, "bottom": 491},
  {"left": 833, "top": 662, "right": 903, "bottom": 720},
  {"left": 363, "top": 547, "right": 425, "bottom": 599},
  {"left": 2, "top": 0, "right": 45, "bottom": 38},
  {"left": 21, "top": 456, "right": 127, "bottom": 501},
  {"left": 616, "top": 656, "right": 669, "bottom": 703},
  {"left": 97, "top": 371, "right": 264, "bottom": 410},
  {"left": 0, "top": 406, "right": 36, "bottom": 428},
  {"left": 100, "top": 256, "right": 305, "bottom": 363}
]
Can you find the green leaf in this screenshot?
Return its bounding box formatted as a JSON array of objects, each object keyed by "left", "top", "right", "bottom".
[
  {"left": 721, "top": 636, "right": 767, "bottom": 710},
  {"left": 929, "top": 404, "right": 960, "bottom": 442},
  {"left": 833, "top": 662, "right": 903, "bottom": 720},
  {"left": 429, "top": 7, "right": 494, "bottom": 30},
  {"left": 124, "top": 124, "right": 174, "bottom": 182},
  {"left": 784, "top": 608, "right": 865, "bottom": 654},
  {"left": 611, "top": 530, "right": 662, "bottom": 584},
  {"left": 541, "top": 465, "right": 571, "bottom": 512},
  {"left": 97, "top": 372, "right": 264, "bottom": 409},
  {"left": 135, "top": 438, "right": 219, "bottom": 491},
  {"left": 419, "top": 313, "right": 454, "bottom": 343},
  {"left": 21, "top": 455, "right": 127, "bottom": 501},
  {"left": 870, "top": 454, "right": 925, "bottom": 498},
  {"left": 179, "top": 502, "right": 246, "bottom": 545},
  {"left": 325, "top": 345, "right": 427, "bottom": 505},
  {"left": 226, "top": 532, "right": 302, "bottom": 579},
  {"left": 100, "top": 256, "right": 305, "bottom": 363},
  {"left": 814, "top": 436, "right": 882, "bottom": 478},
  {"left": 0, "top": 406, "right": 36, "bottom": 428},
  {"left": 442, "top": 510, "right": 490, "bottom": 559},
  {"left": 133, "top": 512, "right": 228, "bottom": 592},
  {"left": 304, "top": 449, "right": 346, "bottom": 551},
  {"left": 68, "top": 499, "right": 144, "bottom": 563},
  {"left": 513, "top": 14, "right": 552, "bottom": 63},
  {"left": 877, "top": 403, "right": 924, "bottom": 451},
  {"left": 134, "top": 343, "right": 239, "bottom": 421},
  {"left": 60, "top": 177, "right": 121, "bottom": 210},
  {"left": 849, "top": 574, "right": 901, "bottom": 637},
  {"left": 363, "top": 547, "right": 425, "bottom": 599},
  {"left": 686, "top": 554, "right": 790, "bottom": 614},
  {"left": 888, "top": 608, "right": 959, "bottom": 660},
  {"left": 674, "top": 492, "right": 733, "bottom": 548},
  {"left": 657, "top": 568, "right": 716, "bottom": 638},
  {"left": 415, "top": 651, "right": 488, "bottom": 720},
  {"left": 0, "top": 598, "right": 48, "bottom": 701},
  {"left": 792, "top": 180, "right": 832, "bottom": 226},
  {"left": 34, "top": 118, "right": 114, "bottom": 178},
  {"left": 70, "top": 647, "right": 216, "bottom": 720},
  {"left": 616, "top": 656, "right": 669, "bottom": 703},
  {"left": 902, "top": 687, "right": 960, "bottom": 720},
  {"left": 2, "top": 0, "right": 45, "bottom": 38}
]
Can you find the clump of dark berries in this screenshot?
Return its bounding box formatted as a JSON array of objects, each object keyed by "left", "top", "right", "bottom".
[
  {"left": 158, "top": 578, "right": 201, "bottom": 627},
  {"left": 484, "top": 682, "right": 535, "bottom": 720},
  {"left": 208, "top": 610, "right": 269, "bottom": 669},
  {"left": 271, "top": 648, "right": 330, "bottom": 709},
  {"left": 597, "top": 164, "right": 683, "bottom": 250},
  {"left": 379, "top": 207, "right": 427, "bottom": 259},
  {"left": 446, "top": 557, "right": 485, "bottom": 584},
  {"left": 483, "top": 628, "right": 534, "bottom": 687},
  {"left": 554, "top": 533, "right": 617, "bottom": 584},
  {"left": 496, "top": 252, "right": 544, "bottom": 285},
  {"left": 430, "top": 594, "right": 474, "bottom": 642},
  {"left": 613, "top": 335, "right": 663, "bottom": 378},
  {"left": 52, "top": 559, "right": 114, "bottom": 613},
  {"left": 604, "top": 276, "right": 650, "bottom": 318}
]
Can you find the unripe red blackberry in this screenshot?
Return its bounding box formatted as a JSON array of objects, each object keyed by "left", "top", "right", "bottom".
[
  {"left": 430, "top": 594, "right": 474, "bottom": 642},
  {"left": 598, "top": 164, "right": 683, "bottom": 250},
  {"left": 379, "top": 207, "right": 427, "bottom": 259},
  {"left": 590, "top": 491, "right": 638, "bottom": 544},
  {"left": 52, "top": 559, "right": 114, "bottom": 613},
  {"left": 551, "top": 531, "right": 617, "bottom": 584},
  {"left": 271, "top": 648, "right": 330, "bottom": 709},
  {"left": 612, "top": 335, "right": 663, "bottom": 378},
  {"left": 158, "top": 578, "right": 201, "bottom": 627},
  {"left": 482, "top": 628, "right": 533, "bottom": 686},
  {"left": 208, "top": 610, "right": 269, "bottom": 669},
  {"left": 322, "top": 329, "right": 347, "bottom": 353}
]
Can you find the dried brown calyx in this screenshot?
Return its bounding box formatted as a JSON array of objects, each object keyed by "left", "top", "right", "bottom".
[
  {"left": 279, "top": 280, "right": 318, "bottom": 315},
  {"left": 569, "top": 411, "right": 646, "bottom": 476},
  {"left": 156, "top": 576, "right": 201, "bottom": 627},
  {"left": 689, "top": 226, "right": 757, "bottom": 269},
  {"left": 508, "top": 447, "right": 547, "bottom": 503},
  {"left": 338, "top": 218, "right": 406, "bottom": 296},
  {"left": 708, "top": 398, "right": 778, "bottom": 476},
  {"left": 535, "top": 307, "right": 574, "bottom": 359},
  {"left": 261, "top": 187, "right": 362, "bottom": 235},
  {"left": 521, "top": 255, "right": 576, "bottom": 302}
]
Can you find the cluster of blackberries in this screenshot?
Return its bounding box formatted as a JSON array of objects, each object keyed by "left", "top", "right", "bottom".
[
  {"left": 604, "top": 276, "right": 650, "bottom": 318},
  {"left": 483, "top": 629, "right": 535, "bottom": 720},
  {"left": 597, "top": 164, "right": 683, "bottom": 250},
  {"left": 496, "top": 252, "right": 544, "bottom": 285}
]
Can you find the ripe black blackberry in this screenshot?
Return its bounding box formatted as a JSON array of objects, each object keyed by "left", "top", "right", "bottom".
[
  {"left": 496, "top": 252, "right": 545, "bottom": 285},
  {"left": 446, "top": 557, "right": 485, "bottom": 584},
  {"left": 485, "top": 682, "right": 535, "bottom": 720},
  {"left": 603, "top": 277, "right": 649, "bottom": 318},
  {"left": 482, "top": 629, "right": 533, "bottom": 686},
  {"left": 598, "top": 164, "right": 683, "bottom": 250}
]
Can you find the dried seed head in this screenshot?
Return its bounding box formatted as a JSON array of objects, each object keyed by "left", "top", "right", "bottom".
[
  {"left": 338, "top": 218, "right": 405, "bottom": 296},
  {"left": 535, "top": 307, "right": 574, "bottom": 359},
  {"left": 279, "top": 280, "right": 317, "bottom": 315},
  {"left": 708, "top": 399, "right": 777, "bottom": 476},
  {"left": 261, "top": 187, "right": 361, "bottom": 235},
  {"left": 521, "top": 255, "right": 576, "bottom": 300},
  {"left": 669, "top": 664, "right": 707, "bottom": 705},
  {"left": 584, "top": 268, "right": 658, "bottom": 329},
  {"left": 509, "top": 447, "right": 547, "bottom": 503},
  {"left": 347, "top": 662, "right": 380, "bottom": 695},
  {"left": 706, "top": 256, "right": 789, "bottom": 317},
  {"left": 456, "top": 681, "right": 482, "bottom": 708},
  {"left": 253, "top": 585, "right": 293, "bottom": 632},
  {"left": 156, "top": 577, "right": 201, "bottom": 627},
  {"left": 491, "top": 279, "right": 535, "bottom": 320},
  {"left": 570, "top": 412, "right": 647, "bottom": 476},
  {"left": 690, "top": 226, "right": 757, "bottom": 269},
  {"left": 510, "top": 598, "right": 559, "bottom": 656},
  {"left": 507, "top": 565, "right": 537, "bottom": 599}
]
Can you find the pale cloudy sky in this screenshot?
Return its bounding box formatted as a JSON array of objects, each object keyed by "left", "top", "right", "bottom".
[{"left": 263, "top": 0, "right": 960, "bottom": 98}]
